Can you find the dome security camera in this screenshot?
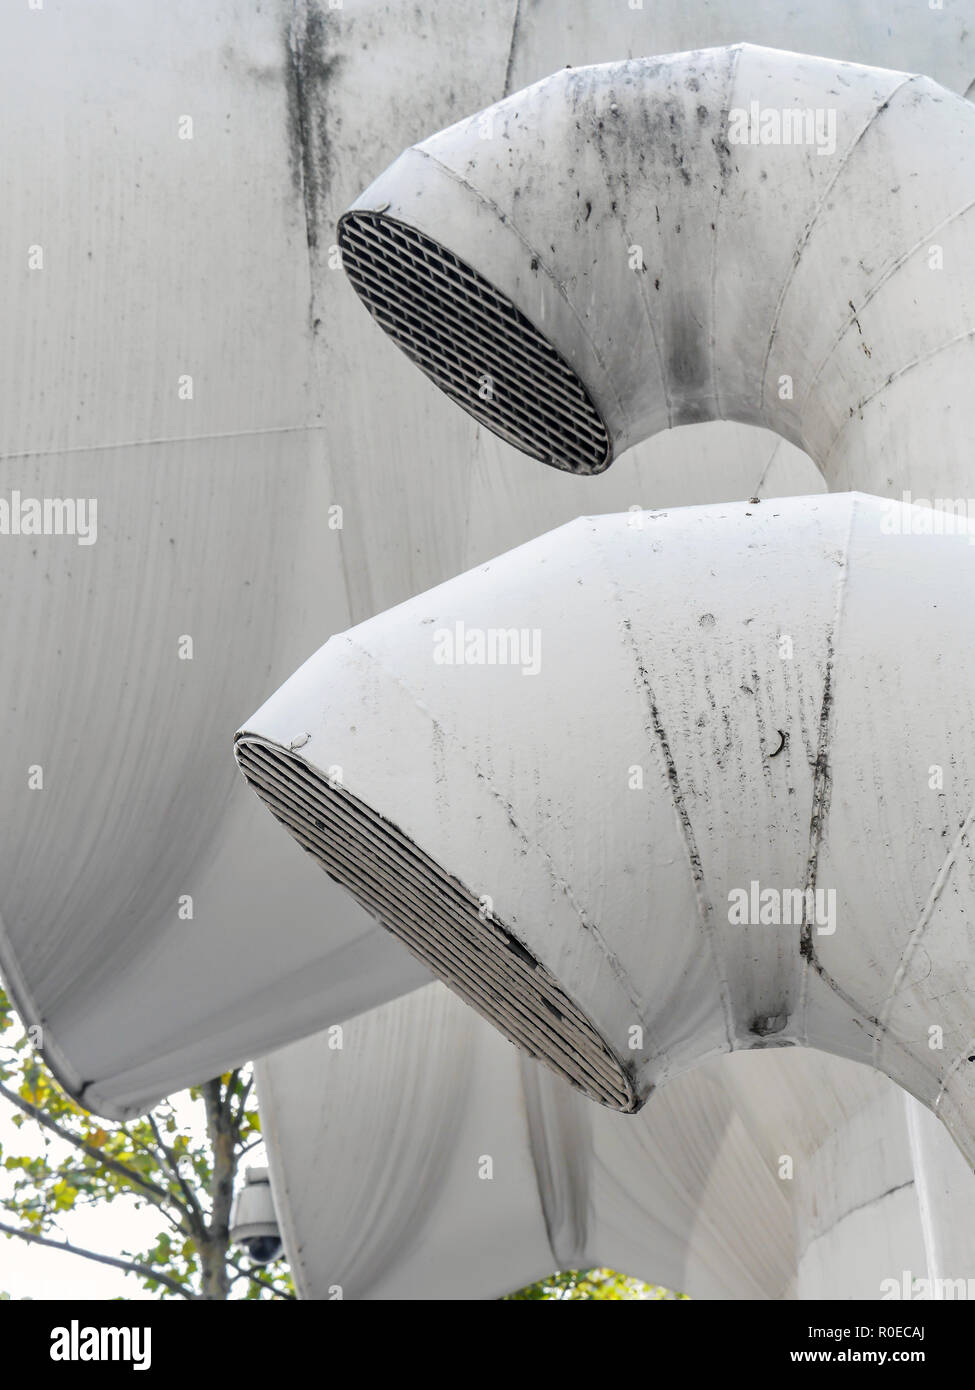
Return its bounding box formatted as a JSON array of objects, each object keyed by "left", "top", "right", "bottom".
[{"left": 230, "top": 1167, "right": 283, "bottom": 1266}]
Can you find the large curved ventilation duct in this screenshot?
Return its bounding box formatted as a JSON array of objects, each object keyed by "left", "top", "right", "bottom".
[
  {"left": 339, "top": 45, "right": 975, "bottom": 494},
  {"left": 238, "top": 494, "right": 975, "bottom": 1161},
  {"left": 259, "top": 982, "right": 964, "bottom": 1301}
]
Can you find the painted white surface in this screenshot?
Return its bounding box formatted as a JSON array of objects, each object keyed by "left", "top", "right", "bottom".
[
  {"left": 244, "top": 495, "right": 975, "bottom": 1162},
  {"left": 906, "top": 1095, "right": 975, "bottom": 1289},
  {"left": 259, "top": 981, "right": 939, "bottom": 1301},
  {"left": 0, "top": 2, "right": 825, "bottom": 1118},
  {"left": 790, "top": 1085, "right": 927, "bottom": 1300},
  {"left": 350, "top": 44, "right": 975, "bottom": 493},
  {"left": 257, "top": 983, "right": 791, "bottom": 1300},
  {"left": 1, "top": 0, "right": 973, "bottom": 1303},
  {"left": 256, "top": 6, "right": 975, "bottom": 1302}
]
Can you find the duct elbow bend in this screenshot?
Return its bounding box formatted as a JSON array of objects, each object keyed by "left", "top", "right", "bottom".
[
  {"left": 237, "top": 494, "right": 975, "bottom": 1165},
  {"left": 340, "top": 45, "right": 975, "bottom": 498}
]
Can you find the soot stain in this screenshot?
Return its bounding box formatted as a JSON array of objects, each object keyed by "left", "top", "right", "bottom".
[
  {"left": 667, "top": 313, "right": 711, "bottom": 421},
  {"left": 284, "top": 3, "right": 344, "bottom": 255}
]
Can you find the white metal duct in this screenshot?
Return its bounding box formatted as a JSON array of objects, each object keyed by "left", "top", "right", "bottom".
[
  {"left": 257, "top": 982, "right": 797, "bottom": 1300},
  {"left": 340, "top": 44, "right": 975, "bottom": 495},
  {"left": 255, "top": 6, "right": 975, "bottom": 1301},
  {"left": 0, "top": 1, "right": 970, "bottom": 1124},
  {"left": 239, "top": 493, "right": 975, "bottom": 1160},
  {"left": 258, "top": 980, "right": 949, "bottom": 1301},
  {"left": 0, "top": 2, "right": 821, "bottom": 1121}
]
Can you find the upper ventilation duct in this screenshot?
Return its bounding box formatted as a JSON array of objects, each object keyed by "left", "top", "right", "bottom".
[
  {"left": 238, "top": 493, "right": 975, "bottom": 1163},
  {"left": 340, "top": 45, "right": 975, "bottom": 495},
  {"left": 339, "top": 214, "right": 612, "bottom": 474}
]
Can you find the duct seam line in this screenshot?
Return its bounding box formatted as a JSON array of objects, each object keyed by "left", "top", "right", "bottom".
[
  {"left": 798, "top": 194, "right": 975, "bottom": 418},
  {"left": 344, "top": 629, "right": 658, "bottom": 1040},
  {"left": 756, "top": 73, "right": 918, "bottom": 416},
  {"left": 798, "top": 494, "right": 855, "bottom": 1041},
  {"left": 341, "top": 47, "right": 975, "bottom": 490},
  {"left": 877, "top": 800, "right": 975, "bottom": 1061},
  {"left": 589, "top": 526, "right": 736, "bottom": 1053}
]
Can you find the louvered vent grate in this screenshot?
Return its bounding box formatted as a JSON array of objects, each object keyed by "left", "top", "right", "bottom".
[
  {"left": 235, "top": 737, "right": 637, "bottom": 1111},
  {"left": 338, "top": 211, "right": 612, "bottom": 475}
]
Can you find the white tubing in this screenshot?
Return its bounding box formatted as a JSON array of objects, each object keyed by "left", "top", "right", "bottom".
[
  {"left": 239, "top": 493, "right": 975, "bottom": 1162},
  {"left": 248, "top": 10, "right": 975, "bottom": 1299},
  {"left": 0, "top": 4, "right": 814, "bottom": 1120},
  {"left": 1, "top": 3, "right": 970, "bottom": 1131},
  {"left": 256, "top": 983, "right": 795, "bottom": 1300},
  {"left": 259, "top": 979, "right": 939, "bottom": 1300},
  {"left": 729, "top": 1056, "right": 929, "bottom": 1301},
  {"left": 342, "top": 44, "right": 975, "bottom": 497}
]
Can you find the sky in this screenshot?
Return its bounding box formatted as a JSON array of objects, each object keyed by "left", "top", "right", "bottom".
[
  {"left": 0, "top": 1028, "right": 266, "bottom": 1300},
  {"left": 0, "top": 1090, "right": 160, "bottom": 1299}
]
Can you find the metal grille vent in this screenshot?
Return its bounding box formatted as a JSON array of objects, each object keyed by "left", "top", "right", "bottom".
[
  {"left": 236, "top": 737, "right": 637, "bottom": 1111},
  {"left": 338, "top": 212, "right": 612, "bottom": 475}
]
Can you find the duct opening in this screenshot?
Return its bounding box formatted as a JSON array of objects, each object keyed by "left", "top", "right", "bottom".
[
  {"left": 337, "top": 211, "right": 612, "bottom": 475},
  {"left": 235, "top": 736, "right": 637, "bottom": 1111}
]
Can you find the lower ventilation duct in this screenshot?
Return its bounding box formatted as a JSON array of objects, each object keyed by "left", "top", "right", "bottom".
[
  {"left": 236, "top": 739, "right": 635, "bottom": 1109},
  {"left": 237, "top": 493, "right": 975, "bottom": 1164}
]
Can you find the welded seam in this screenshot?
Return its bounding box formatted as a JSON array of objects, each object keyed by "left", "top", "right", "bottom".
[
  {"left": 752, "top": 436, "right": 785, "bottom": 496},
  {"left": 798, "top": 1180, "right": 914, "bottom": 1262},
  {"left": 627, "top": 631, "right": 735, "bottom": 1051},
  {"left": 709, "top": 43, "right": 743, "bottom": 420},
  {"left": 759, "top": 74, "right": 918, "bottom": 417},
  {"left": 346, "top": 636, "right": 659, "bottom": 1047},
  {"left": 933, "top": 1039, "right": 975, "bottom": 1122},
  {"left": 874, "top": 801, "right": 975, "bottom": 1072},
  {"left": 820, "top": 328, "right": 975, "bottom": 473},
  {"left": 798, "top": 193, "right": 975, "bottom": 417},
  {"left": 589, "top": 532, "right": 735, "bottom": 1051},
  {"left": 797, "top": 497, "right": 854, "bottom": 1039},
  {"left": 0, "top": 422, "right": 325, "bottom": 462},
  {"left": 790, "top": 506, "right": 926, "bottom": 1073}
]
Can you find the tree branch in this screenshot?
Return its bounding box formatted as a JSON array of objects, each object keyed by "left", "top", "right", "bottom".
[
  {"left": 233, "top": 1072, "right": 254, "bottom": 1137},
  {"left": 0, "top": 1219, "right": 197, "bottom": 1299},
  {"left": 202, "top": 1080, "right": 235, "bottom": 1299},
  {"left": 0, "top": 1078, "right": 176, "bottom": 1213},
  {"left": 227, "top": 1256, "right": 295, "bottom": 1299},
  {"left": 147, "top": 1113, "right": 206, "bottom": 1235}
]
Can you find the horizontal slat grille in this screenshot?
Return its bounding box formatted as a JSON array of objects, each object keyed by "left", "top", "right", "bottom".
[
  {"left": 338, "top": 211, "right": 612, "bottom": 475},
  {"left": 236, "top": 737, "right": 636, "bottom": 1111}
]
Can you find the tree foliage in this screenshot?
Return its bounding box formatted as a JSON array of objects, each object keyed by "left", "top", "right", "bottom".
[
  {"left": 505, "top": 1268, "right": 689, "bottom": 1300},
  {"left": 0, "top": 985, "right": 293, "bottom": 1300}
]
